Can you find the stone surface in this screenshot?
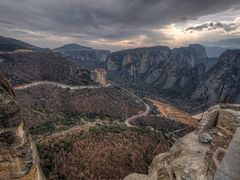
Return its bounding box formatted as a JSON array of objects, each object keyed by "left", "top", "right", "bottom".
[
  {"left": 214, "top": 128, "right": 240, "bottom": 180},
  {"left": 107, "top": 46, "right": 240, "bottom": 106},
  {"left": 124, "top": 173, "right": 148, "bottom": 180},
  {"left": 107, "top": 45, "right": 207, "bottom": 98},
  {"left": 198, "top": 133, "right": 213, "bottom": 143},
  {"left": 0, "top": 74, "right": 45, "bottom": 180},
  {"left": 124, "top": 104, "right": 240, "bottom": 180},
  {"left": 91, "top": 68, "right": 108, "bottom": 85},
  {"left": 192, "top": 50, "right": 240, "bottom": 104}
]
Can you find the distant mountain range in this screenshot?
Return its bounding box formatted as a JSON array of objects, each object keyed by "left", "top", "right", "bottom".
[
  {"left": 0, "top": 36, "right": 94, "bottom": 86},
  {"left": 0, "top": 51, "right": 94, "bottom": 86},
  {"left": 204, "top": 46, "right": 228, "bottom": 58},
  {"left": 203, "top": 38, "right": 240, "bottom": 57},
  {"left": 0, "top": 35, "right": 50, "bottom": 52},
  {"left": 54, "top": 43, "right": 110, "bottom": 70},
  {"left": 204, "top": 46, "right": 240, "bottom": 58},
  {"left": 54, "top": 43, "right": 92, "bottom": 51},
  {"left": 207, "top": 38, "right": 240, "bottom": 48},
  {"left": 0, "top": 35, "right": 239, "bottom": 108}
]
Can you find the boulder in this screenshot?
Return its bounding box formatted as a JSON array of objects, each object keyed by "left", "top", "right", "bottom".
[{"left": 198, "top": 133, "right": 213, "bottom": 143}]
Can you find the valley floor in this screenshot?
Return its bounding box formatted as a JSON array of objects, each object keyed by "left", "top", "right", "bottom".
[
  {"left": 14, "top": 81, "right": 197, "bottom": 179},
  {"left": 151, "top": 99, "right": 199, "bottom": 127}
]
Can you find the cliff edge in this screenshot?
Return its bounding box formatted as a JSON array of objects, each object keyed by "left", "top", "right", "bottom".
[
  {"left": 0, "top": 74, "right": 45, "bottom": 180},
  {"left": 124, "top": 104, "right": 240, "bottom": 180}
]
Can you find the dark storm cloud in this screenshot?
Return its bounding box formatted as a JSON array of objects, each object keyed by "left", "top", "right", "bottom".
[
  {"left": 0, "top": 0, "right": 239, "bottom": 48},
  {"left": 185, "top": 22, "right": 239, "bottom": 33}
]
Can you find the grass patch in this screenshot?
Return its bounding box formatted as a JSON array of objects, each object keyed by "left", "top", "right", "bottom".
[
  {"left": 29, "top": 122, "right": 55, "bottom": 136},
  {"left": 90, "top": 124, "right": 127, "bottom": 136}
]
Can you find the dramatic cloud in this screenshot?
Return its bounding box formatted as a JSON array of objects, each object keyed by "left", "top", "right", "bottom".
[
  {"left": 184, "top": 22, "right": 240, "bottom": 33},
  {"left": 0, "top": 0, "right": 239, "bottom": 49}
]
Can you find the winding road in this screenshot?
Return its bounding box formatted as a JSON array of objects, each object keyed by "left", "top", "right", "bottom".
[
  {"left": 14, "top": 81, "right": 111, "bottom": 90},
  {"left": 125, "top": 103, "right": 150, "bottom": 127},
  {"left": 14, "top": 81, "right": 150, "bottom": 127}
]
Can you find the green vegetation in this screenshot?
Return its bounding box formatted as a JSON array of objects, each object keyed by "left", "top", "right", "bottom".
[
  {"left": 61, "top": 111, "right": 82, "bottom": 126},
  {"left": 90, "top": 124, "right": 127, "bottom": 136},
  {"left": 143, "top": 150, "right": 153, "bottom": 165},
  {"left": 37, "top": 140, "right": 73, "bottom": 178},
  {"left": 28, "top": 111, "right": 121, "bottom": 138},
  {"left": 36, "top": 122, "right": 169, "bottom": 179},
  {"left": 29, "top": 122, "right": 55, "bottom": 136},
  {"left": 62, "top": 111, "right": 116, "bottom": 125}
]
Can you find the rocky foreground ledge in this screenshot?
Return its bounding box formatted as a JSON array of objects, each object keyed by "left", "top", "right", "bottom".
[
  {"left": 124, "top": 104, "right": 240, "bottom": 180},
  {"left": 0, "top": 74, "right": 45, "bottom": 180}
]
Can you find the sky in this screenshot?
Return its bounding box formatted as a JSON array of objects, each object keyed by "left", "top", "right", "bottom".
[{"left": 0, "top": 0, "right": 240, "bottom": 50}]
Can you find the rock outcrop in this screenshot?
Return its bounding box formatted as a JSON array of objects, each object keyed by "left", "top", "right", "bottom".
[
  {"left": 107, "top": 46, "right": 240, "bottom": 106},
  {"left": 192, "top": 50, "right": 240, "bottom": 105},
  {"left": 0, "top": 74, "right": 45, "bottom": 180},
  {"left": 124, "top": 104, "right": 240, "bottom": 180},
  {"left": 107, "top": 45, "right": 209, "bottom": 98}
]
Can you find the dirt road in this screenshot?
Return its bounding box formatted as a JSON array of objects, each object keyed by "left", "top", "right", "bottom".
[{"left": 151, "top": 99, "right": 198, "bottom": 127}]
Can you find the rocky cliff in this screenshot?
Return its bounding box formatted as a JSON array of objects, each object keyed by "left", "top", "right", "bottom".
[
  {"left": 0, "top": 74, "right": 45, "bottom": 180},
  {"left": 107, "top": 44, "right": 209, "bottom": 98},
  {"left": 192, "top": 50, "right": 240, "bottom": 105},
  {"left": 107, "top": 46, "right": 240, "bottom": 106},
  {"left": 124, "top": 104, "right": 240, "bottom": 180}
]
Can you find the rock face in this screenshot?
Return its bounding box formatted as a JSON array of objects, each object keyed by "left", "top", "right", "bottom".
[
  {"left": 124, "top": 104, "right": 240, "bottom": 180},
  {"left": 198, "top": 132, "right": 212, "bottom": 143},
  {"left": 91, "top": 68, "right": 108, "bottom": 85},
  {"left": 192, "top": 50, "right": 240, "bottom": 105},
  {"left": 107, "top": 46, "right": 240, "bottom": 105},
  {"left": 0, "top": 74, "right": 45, "bottom": 180},
  {"left": 54, "top": 44, "right": 110, "bottom": 70},
  {"left": 107, "top": 44, "right": 209, "bottom": 97}
]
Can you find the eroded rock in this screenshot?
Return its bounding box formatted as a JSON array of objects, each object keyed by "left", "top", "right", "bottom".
[
  {"left": 124, "top": 104, "right": 240, "bottom": 180},
  {"left": 0, "top": 74, "right": 45, "bottom": 180}
]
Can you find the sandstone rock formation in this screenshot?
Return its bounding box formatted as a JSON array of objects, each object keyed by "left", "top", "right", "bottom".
[
  {"left": 0, "top": 74, "right": 45, "bottom": 180},
  {"left": 192, "top": 50, "right": 240, "bottom": 105},
  {"left": 91, "top": 68, "right": 108, "bottom": 85},
  {"left": 107, "top": 45, "right": 240, "bottom": 106},
  {"left": 124, "top": 104, "right": 240, "bottom": 180},
  {"left": 107, "top": 45, "right": 210, "bottom": 98}
]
